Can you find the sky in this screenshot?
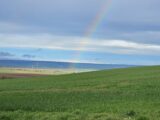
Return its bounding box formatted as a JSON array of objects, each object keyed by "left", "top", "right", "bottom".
[{"left": 0, "top": 0, "right": 160, "bottom": 65}]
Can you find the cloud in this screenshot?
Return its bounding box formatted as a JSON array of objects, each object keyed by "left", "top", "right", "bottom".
[
  {"left": 1, "top": 34, "right": 160, "bottom": 55},
  {"left": 0, "top": 21, "right": 50, "bottom": 34},
  {"left": 0, "top": 51, "right": 14, "bottom": 58},
  {"left": 0, "top": 0, "right": 159, "bottom": 64},
  {"left": 0, "top": 0, "right": 160, "bottom": 37}
]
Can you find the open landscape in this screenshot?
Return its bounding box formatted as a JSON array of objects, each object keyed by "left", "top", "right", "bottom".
[
  {"left": 0, "top": 67, "right": 77, "bottom": 79},
  {"left": 0, "top": 60, "right": 133, "bottom": 79},
  {"left": 0, "top": 66, "right": 160, "bottom": 120},
  {"left": 0, "top": 67, "right": 76, "bottom": 79},
  {"left": 1, "top": 0, "right": 160, "bottom": 120}
]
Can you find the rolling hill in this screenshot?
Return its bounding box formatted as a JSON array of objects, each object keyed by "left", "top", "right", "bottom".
[{"left": 0, "top": 66, "right": 160, "bottom": 120}]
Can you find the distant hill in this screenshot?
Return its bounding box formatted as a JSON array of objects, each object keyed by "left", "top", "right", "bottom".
[{"left": 0, "top": 59, "right": 135, "bottom": 70}]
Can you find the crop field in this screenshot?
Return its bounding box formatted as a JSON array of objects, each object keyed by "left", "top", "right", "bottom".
[
  {"left": 0, "top": 67, "right": 77, "bottom": 75},
  {"left": 0, "top": 66, "right": 160, "bottom": 120}
]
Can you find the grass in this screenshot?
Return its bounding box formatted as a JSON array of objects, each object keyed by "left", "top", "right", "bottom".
[{"left": 0, "top": 66, "right": 160, "bottom": 119}]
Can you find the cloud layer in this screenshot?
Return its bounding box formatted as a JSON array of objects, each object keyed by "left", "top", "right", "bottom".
[{"left": 1, "top": 34, "right": 160, "bottom": 55}]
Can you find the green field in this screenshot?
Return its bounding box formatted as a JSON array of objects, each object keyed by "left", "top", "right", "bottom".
[{"left": 0, "top": 66, "right": 160, "bottom": 120}]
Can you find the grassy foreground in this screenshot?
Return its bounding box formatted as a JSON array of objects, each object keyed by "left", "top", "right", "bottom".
[{"left": 0, "top": 66, "right": 160, "bottom": 120}]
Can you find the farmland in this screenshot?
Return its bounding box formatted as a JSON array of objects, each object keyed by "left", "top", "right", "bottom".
[
  {"left": 0, "top": 67, "right": 77, "bottom": 75},
  {"left": 0, "top": 66, "right": 160, "bottom": 120}
]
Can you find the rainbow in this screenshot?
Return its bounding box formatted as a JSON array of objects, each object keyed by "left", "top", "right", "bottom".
[{"left": 70, "top": 0, "right": 112, "bottom": 69}]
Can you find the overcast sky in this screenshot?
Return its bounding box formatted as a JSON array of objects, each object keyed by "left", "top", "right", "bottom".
[{"left": 0, "top": 0, "right": 160, "bottom": 65}]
